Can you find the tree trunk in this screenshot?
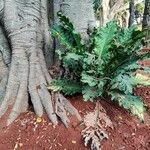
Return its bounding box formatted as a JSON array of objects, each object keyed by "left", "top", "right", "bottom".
[
  {"left": 129, "top": 0, "right": 135, "bottom": 27},
  {"left": 100, "top": 0, "right": 110, "bottom": 26},
  {"left": 143, "top": 0, "right": 150, "bottom": 46},
  {"left": 54, "top": 0, "right": 96, "bottom": 40},
  {"left": 99, "top": 0, "right": 128, "bottom": 26},
  {"left": 0, "top": 0, "right": 81, "bottom": 127}
]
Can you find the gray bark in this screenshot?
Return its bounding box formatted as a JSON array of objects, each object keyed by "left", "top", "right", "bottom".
[
  {"left": 0, "top": 25, "right": 10, "bottom": 104},
  {"left": 100, "top": 0, "right": 110, "bottom": 26},
  {"left": 128, "top": 0, "right": 135, "bottom": 27},
  {"left": 99, "top": 0, "right": 142, "bottom": 27},
  {"left": 143, "top": 0, "right": 150, "bottom": 28},
  {"left": 143, "top": 0, "right": 150, "bottom": 46},
  {"left": 0, "top": 0, "right": 81, "bottom": 126},
  {"left": 0, "top": 26, "right": 11, "bottom": 66},
  {"left": 54, "top": 0, "right": 96, "bottom": 40}
]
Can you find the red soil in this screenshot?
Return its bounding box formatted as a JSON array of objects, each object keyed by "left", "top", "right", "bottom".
[{"left": 0, "top": 92, "right": 150, "bottom": 150}]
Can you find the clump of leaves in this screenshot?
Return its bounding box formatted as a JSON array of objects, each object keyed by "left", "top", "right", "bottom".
[{"left": 50, "top": 12, "right": 150, "bottom": 122}]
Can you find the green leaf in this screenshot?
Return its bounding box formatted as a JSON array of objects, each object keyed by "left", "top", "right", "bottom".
[
  {"left": 51, "top": 12, "right": 84, "bottom": 52},
  {"left": 51, "top": 25, "right": 74, "bottom": 49},
  {"left": 82, "top": 86, "right": 100, "bottom": 101},
  {"left": 109, "top": 92, "right": 145, "bottom": 122},
  {"left": 110, "top": 74, "right": 134, "bottom": 94},
  {"left": 48, "top": 79, "right": 82, "bottom": 95},
  {"left": 63, "top": 53, "right": 82, "bottom": 68},
  {"left": 93, "top": 21, "right": 118, "bottom": 60},
  {"left": 81, "top": 73, "right": 97, "bottom": 87}
]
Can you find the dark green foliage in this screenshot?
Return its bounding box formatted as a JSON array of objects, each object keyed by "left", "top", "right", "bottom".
[
  {"left": 51, "top": 12, "right": 84, "bottom": 75},
  {"left": 48, "top": 79, "right": 82, "bottom": 96},
  {"left": 50, "top": 12, "right": 150, "bottom": 121},
  {"left": 51, "top": 12, "right": 84, "bottom": 52}
]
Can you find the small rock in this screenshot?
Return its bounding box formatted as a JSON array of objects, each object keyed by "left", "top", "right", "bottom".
[
  {"left": 119, "top": 146, "right": 125, "bottom": 150},
  {"left": 71, "top": 140, "right": 77, "bottom": 144},
  {"left": 132, "top": 133, "right": 135, "bottom": 136}
]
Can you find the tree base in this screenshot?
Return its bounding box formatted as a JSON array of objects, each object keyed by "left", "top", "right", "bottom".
[{"left": 0, "top": 41, "right": 81, "bottom": 127}]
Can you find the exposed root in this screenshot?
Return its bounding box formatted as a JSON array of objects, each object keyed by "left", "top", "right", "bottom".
[
  {"left": 0, "top": 75, "right": 8, "bottom": 103},
  {"left": 0, "top": 48, "right": 29, "bottom": 126},
  {"left": 54, "top": 92, "right": 82, "bottom": 127},
  {"left": 0, "top": 53, "right": 8, "bottom": 104},
  {"left": 38, "top": 85, "right": 58, "bottom": 125},
  {"left": 0, "top": 49, "right": 81, "bottom": 127},
  {"left": 7, "top": 83, "right": 28, "bottom": 126}
]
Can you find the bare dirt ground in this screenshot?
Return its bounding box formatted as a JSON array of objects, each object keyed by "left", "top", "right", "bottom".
[{"left": 0, "top": 92, "right": 150, "bottom": 150}]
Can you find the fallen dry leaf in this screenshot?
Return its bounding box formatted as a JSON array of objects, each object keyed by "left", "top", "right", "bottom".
[{"left": 36, "top": 117, "right": 42, "bottom": 123}]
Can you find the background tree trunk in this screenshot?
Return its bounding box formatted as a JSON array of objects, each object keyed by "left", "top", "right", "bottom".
[
  {"left": 129, "top": 0, "right": 135, "bottom": 27},
  {"left": 0, "top": 0, "right": 81, "bottom": 127},
  {"left": 99, "top": 0, "right": 128, "bottom": 26},
  {"left": 143, "top": 0, "right": 150, "bottom": 46},
  {"left": 99, "top": 0, "right": 110, "bottom": 26}
]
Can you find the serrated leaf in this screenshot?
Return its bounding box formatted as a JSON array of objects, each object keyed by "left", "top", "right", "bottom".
[
  {"left": 51, "top": 12, "right": 84, "bottom": 51},
  {"left": 82, "top": 86, "right": 100, "bottom": 101},
  {"left": 110, "top": 74, "right": 134, "bottom": 94},
  {"left": 81, "top": 73, "right": 97, "bottom": 87},
  {"left": 93, "top": 21, "right": 118, "bottom": 60},
  {"left": 109, "top": 92, "right": 145, "bottom": 122},
  {"left": 63, "top": 53, "right": 83, "bottom": 68},
  {"left": 48, "top": 79, "right": 82, "bottom": 95}
]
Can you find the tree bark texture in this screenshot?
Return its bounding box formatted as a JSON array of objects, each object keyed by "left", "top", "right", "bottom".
[
  {"left": 99, "top": 0, "right": 142, "bottom": 27},
  {"left": 128, "top": 0, "right": 135, "bottom": 27},
  {"left": 143, "top": 0, "right": 150, "bottom": 46},
  {"left": 0, "top": 0, "right": 81, "bottom": 127},
  {"left": 99, "top": 0, "right": 127, "bottom": 26},
  {"left": 53, "top": 0, "right": 96, "bottom": 40}
]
